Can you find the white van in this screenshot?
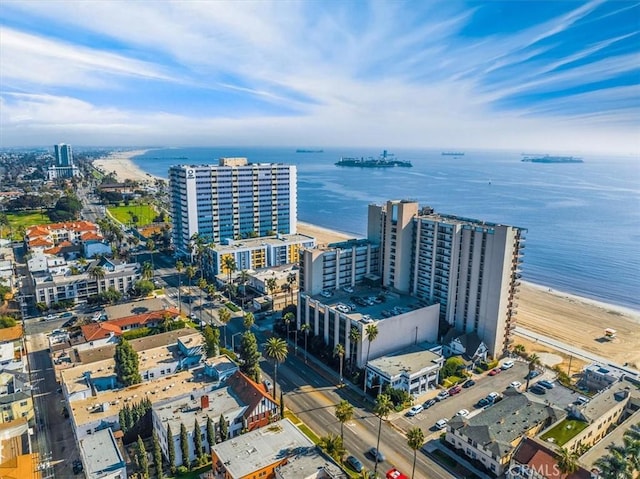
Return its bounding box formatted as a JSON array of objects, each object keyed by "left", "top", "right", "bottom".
[{"left": 435, "top": 419, "right": 449, "bottom": 430}]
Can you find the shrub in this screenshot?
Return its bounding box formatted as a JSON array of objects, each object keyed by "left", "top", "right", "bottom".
[
  {"left": 225, "top": 302, "right": 240, "bottom": 312},
  {"left": 122, "top": 327, "right": 152, "bottom": 340}
]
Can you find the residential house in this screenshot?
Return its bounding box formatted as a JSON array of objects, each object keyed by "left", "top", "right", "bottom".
[
  {"left": 507, "top": 437, "right": 592, "bottom": 479},
  {"left": 581, "top": 363, "right": 626, "bottom": 391},
  {"left": 442, "top": 330, "right": 489, "bottom": 368},
  {"left": 226, "top": 371, "right": 279, "bottom": 432},
  {"left": 0, "top": 392, "right": 33, "bottom": 425}
]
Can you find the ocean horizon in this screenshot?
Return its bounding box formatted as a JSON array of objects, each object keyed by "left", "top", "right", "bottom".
[{"left": 131, "top": 147, "right": 640, "bottom": 311}]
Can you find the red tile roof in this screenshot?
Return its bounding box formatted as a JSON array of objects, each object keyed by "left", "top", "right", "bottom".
[
  {"left": 227, "top": 371, "right": 277, "bottom": 424},
  {"left": 80, "top": 232, "right": 103, "bottom": 241},
  {"left": 513, "top": 438, "right": 592, "bottom": 479},
  {"left": 28, "top": 238, "right": 53, "bottom": 247},
  {"left": 81, "top": 308, "right": 180, "bottom": 342},
  {"left": 26, "top": 226, "right": 50, "bottom": 237},
  {"left": 81, "top": 322, "right": 122, "bottom": 342}
]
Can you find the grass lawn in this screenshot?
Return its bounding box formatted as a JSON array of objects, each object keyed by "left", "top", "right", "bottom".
[
  {"left": 540, "top": 418, "right": 588, "bottom": 446},
  {"left": 107, "top": 203, "right": 157, "bottom": 226},
  {"left": 1, "top": 211, "right": 50, "bottom": 239}
]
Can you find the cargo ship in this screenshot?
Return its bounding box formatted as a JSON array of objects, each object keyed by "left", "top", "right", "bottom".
[
  {"left": 522, "top": 154, "right": 583, "bottom": 163},
  {"left": 296, "top": 149, "right": 324, "bottom": 153},
  {"left": 442, "top": 151, "right": 465, "bottom": 156},
  {"left": 336, "top": 150, "right": 412, "bottom": 168}
]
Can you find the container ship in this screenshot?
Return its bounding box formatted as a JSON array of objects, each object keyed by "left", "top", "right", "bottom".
[
  {"left": 522, "top": 154, "right": 583, "bottom": 163},
  {"left": 335, "top": 150, "right": 412, "bottom": 168}
]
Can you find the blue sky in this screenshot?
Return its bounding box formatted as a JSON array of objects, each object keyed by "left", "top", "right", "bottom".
[{"left": 1, "top": 0, "right": 638, "bottom": 154}]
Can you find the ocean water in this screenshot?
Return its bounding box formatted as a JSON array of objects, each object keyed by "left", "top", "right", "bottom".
[{"left": 131, "top": 147, "right": 640, "bottom": 310}]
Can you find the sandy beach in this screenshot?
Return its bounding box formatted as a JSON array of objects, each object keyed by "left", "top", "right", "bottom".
[
  {"left": 296, "top": 223, "right": 640, "bottom": 368},
  {"left": 93, "top": 150, "right": 158, "bottom": 183}
]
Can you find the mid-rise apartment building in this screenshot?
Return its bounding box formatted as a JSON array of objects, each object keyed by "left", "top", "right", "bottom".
[
  {"left": 169, "top": 158, "right": 297, "bottom": 256},
  {"left": 48, "top": 143, "right": 79, "bottom": 179},
  {"left": 368, "top": 200, "right": 526, "bottom": 356}
]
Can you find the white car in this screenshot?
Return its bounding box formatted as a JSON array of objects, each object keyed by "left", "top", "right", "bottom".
[
  {"left": 435, "top": 418, "right": 449, "bottom": 430},
  {"left": 510, "top": 381, "right": 522, "bottom": 389},
  {"left": 501, "top": 360, "right": 514, "bottom": 370},
  {"left": 456, "top": 409, "right": 469, "bottom": 417},
  {"left": 406, "top": 405, "right": 424, "bottom": 417}
]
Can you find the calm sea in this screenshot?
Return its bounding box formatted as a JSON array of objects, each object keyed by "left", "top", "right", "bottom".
[{"left": 132, "top": 147, "right": 640, "bottom": 310}]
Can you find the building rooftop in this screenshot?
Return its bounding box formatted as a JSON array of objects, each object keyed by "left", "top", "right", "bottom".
[
  {"left": 275, "top": 446, "right": 347, "bottom": 479},
  {"left": 512, "top": 437, "right": 592, "bottom": 479},
  {"left": 80, "top": 307, "right": 180, "bottom": 342},
  {"left": 448, "top": 393, "right": 563, "bottom": 458},
  {"left": 368, "top": 343, "right": 443, "bottom": 377},
  {"left": 0, "top": 325, "right": 23, "bottom": 344},
  {"left": 103, "top": 297, "right": 175, "bottom": 320},
  {"left": 578, "top": 379, "right": 638, "bottom": 422},
  {"left": 211, "top": 233, "right": 315, "bottom": 252},
  {"left": 305, "top": 285, "right": 430, "bottom": 325},
  {"left": 579, "top": 408, "right": 640, "bottom": 468},
  {"left": 211, "top": 419, "right": 314, "bottom": 478},
  {"left": 78, "top": 428, "right": 123, "bottom": 477}
]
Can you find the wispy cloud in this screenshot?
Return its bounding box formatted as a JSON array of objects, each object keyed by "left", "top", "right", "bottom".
[{"left": 0, "top": 0, "right": 638, "bottom": 153}]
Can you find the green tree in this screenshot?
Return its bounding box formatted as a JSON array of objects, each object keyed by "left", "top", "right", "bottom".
[
  {"left": 146, "top": 239, "right": 155, "bottom": 275},
  {"left": 349, "top": 326, "right": 361, "bottom": 372},
  {"left": 206, "top": 416, "right": 215, "bottom": 448},
  {"left": 141, "top": 261, "right": 153, "bottom": 280},
  {"left": 301, "top": 323, "right": 311, "bottom": 364},
  {"left": 266, "top": 277, "right": 277, "bottom": 310},
  {"left": 334, "top": 400, "right": 354, "bottom": 444},
  {"left": 373, "top": 394, "right": 393, "bottom": 476},
  {"left": 185, "top": 265, "right": 196, "bottom": 316},
  {"left": 283, "top": 312, "right": 294, "bottom": 341},
  {"left": 180, "top": 422, "right": 190, "bottom": 470},
  {"left": 238, "top": 269, "right": 249, "bottom": 309},
  {"left": 440, "top": 356, "right": 466, "bottom": 382},
  {"left": 219, "top": 414, "right": 229, "bottom": 443},
  {"left": 264, "top": 337, "right": 288, "bottom": 401},
  {"left": 407, "top": 427, "right": 425, "bottom": 479},
  {"left": 175, "top": 260, "right": 184, "bottom": 314},
  {"left": 556, "top": 447, "right": 579, "bottom": 476},
  {"left": 133, "top": 279, "right": 154, "bottom": 297},
  {"left": 152, "top": 430, "right": 163, "bottom": 479},
  {"left": 222, "top": 255, "right": 236, "bottom": 298},
  {"left": 318, "top": 433, "right": 345, "bottom": 462},
  {"left": 243, "top": 311, "right": 255, "bottom": 330},
  {"left": 218, "top": 307, "right": 231, "bottom": 348},
  {"left": 167, "top": 424, "right": 176, "bottom": 474},
  {"left": 114, "top": 338, "right": 141, "bottom": 386},
  {"left": 286, "top": 272, "right": 297, "bottom": 306},
  {"left": 197, "top": 277, "right": 207, "bottom": 323},
  {"left": 193, "top": 418, "right": 202, "bottom": 459},
  {"left": 239, "top": 331, "right": 261, "bottom": 383},
  {"left": 525, "top": 353, "right": 542, "bottom": 391},
  {"left": 334, "top": 343, "right": 345, "bottom": 385},
  {"left": 203, "top": 325, "right": 220, "bottom": 358},
  {"left": 363, "top": 323, "right": 379, "bottom": 395},
  {"left": 136, "top": 436, "right": 149, "bottom": 479},
  {"left": 89, "top": 265, "right": 106, "bottom": 294},
  {"left": 0, "top": 316, "right": 17, "bottom": 329}
]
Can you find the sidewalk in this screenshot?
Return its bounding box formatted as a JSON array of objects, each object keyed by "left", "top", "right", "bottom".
[{"left": 422, "top": 440, "right": 493, "bottom": 479}]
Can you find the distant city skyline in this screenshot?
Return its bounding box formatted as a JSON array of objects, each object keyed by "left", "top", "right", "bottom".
[{"left": 1, "top": 1, "right": 638, "bottom": 155}]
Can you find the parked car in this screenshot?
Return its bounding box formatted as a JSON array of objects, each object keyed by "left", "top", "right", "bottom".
[
  {"left": 476, "top": 398, "right": 490, "bottom": 408},
  {"left": 487, "top": 392, "right": 500, "bottom": 402},
  {"left": 436, "top": 390, "right": 450, "bottom": 401},
  {"left": 367, "top": 447, "right": 386, "bottom": 463},
  {"left": 43, "top": 314, "right": 57, "bottom": 321},
  {"left": 489, "top": 368, "right": 502, "bottom": 376},
  {"left": 462, "top": 379, "right": 476, "bottom": 388},
  {"left": 59, "top": 312, "right": 75, "bottom": 319},
  {"left": 448, "top": 385, "right": 462, "bottom": 395},
  {"left": 538, "top": 380, "right": 555, "bottom": 389},
  {"left": 530, "top": 384, "right": 547, "bottom": 395},
  {"left": 456, "top": 409, "right": 470, "bottom": 417},
  {"left": 422, "top": 399, "right": 437, "bottom": 409},
  {"left": 501, "top": 360, "right": 514, "bottom": 370},
  {"left": 62, "top": 319, "right": 76, "bottom": 328},
  {"left": 406, "top": 405, "right": 424, "bottom": 417},
  {"left": 526, "top": 370, "right": 542, "bottom": 380},
  {"left": 435, "top": 418, "right": 449, "bottom": 430},
  {"left": 510, "top": 381, "right": 522, "bottom": 390},
  {"left": 346, "top": 455, "right": 363, "bottom": 473}
]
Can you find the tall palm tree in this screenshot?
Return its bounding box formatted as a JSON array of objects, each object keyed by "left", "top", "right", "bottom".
[
  {"left": 373, "top": 394, "right": 393, "bottom": 476},
  {"left": 264, "top": 337, "right": 288, "bottom": 402},
  {"left": 197, "top": 278, "right": 207, "bottom": 324},
  {"left": 363, "top": 323, "right": 379, "bottom": 395},
  {"left": 266, "top": 277, "right": 277, "bottom": 310},
  {"left": 238, "top": 270, "right": 249, "bottom": 309},
  {"left": 594, "top": 449, "right": 631, "bottom": 479},
  {"left": 175, "top": 260, "right": 184, "bottom": 314},
  {"left": 218, "top": 307, "right": 231, "bottom": 348},
  {"left": 141, "top": 261, "right": 153, "bottom": 281},
  {"left": 334, "top": 400, "right": 354, "bottom": 444},
  {"left": 89, "top": 265, "right": 106, "bottom": 295},
  {"left": 513, "top": 344, "right": 526, "bottom": 357},
  {"left": 185, "top": 265, "right": 196, "bottom": 316},
  {"left": 221, "top": 255, "right": 236, "bottom": 298},
  {"left": 318, "top": 433, "right": 345, "bottom": 463},
  {"left": 334, "top": 343, "right": 345, "bottom": 385},
  {"left": 556, "top": 447, "right": 579, "bottom": 476},
  {"left": 407, "top": 427, "right": 425, "bottom": 479},
  {"left": 282, "top": 312, "right": 294, "bottom": 342},
  {"left": 525, "top": 353, "right": 541, "bottom": 391},
  {"left": 349, "top": 326, "right": 361, "bottom": 372},
  {"left": 301, "top": 323, "right": 311, "bottom": 364},
  {"left": 146, "top": 239, "right": 155, "bottom": 276},
  {"left": 286, "top": 272, "right": 297, "bottom": 305}
]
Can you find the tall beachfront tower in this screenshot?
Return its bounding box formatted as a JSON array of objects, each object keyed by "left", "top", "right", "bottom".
[
  {"left": 169, "top": 158, "right": 297, "bottom": 256},
  {"left": 368, "top": 200, "right": 526, "bottom": 357},
  {"left": 54, "top": 143, "right": 73, "bottom": 167}
]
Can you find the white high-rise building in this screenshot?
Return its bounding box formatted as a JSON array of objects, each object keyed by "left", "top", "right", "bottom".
[
  {"left": 169, "top": 158, "right": 297, "bottom": 256},
  {"left": 368, "top": 200, "right": 526, "bottom": 356},
  {"left": 48, "top": 143, "right": 79, "bottom": 179}
]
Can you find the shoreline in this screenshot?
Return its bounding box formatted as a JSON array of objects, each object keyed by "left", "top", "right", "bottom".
[{"left": 93, "top": 149, "right": 160, "bottom": 183}]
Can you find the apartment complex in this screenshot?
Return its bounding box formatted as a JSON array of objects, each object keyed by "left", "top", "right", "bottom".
[
  {"left": 47, "top": 143, "right": 79, "bottom": 180},
  {"left": 169, "top": 158, "right": 297, "bottom": 256},
  {"left": 368, "top": 200, "right": 526, "bottom": 356}
]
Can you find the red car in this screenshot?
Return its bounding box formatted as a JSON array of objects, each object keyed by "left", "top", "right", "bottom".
[
  {"left": 489, "top": 368, "right": 502, "bottom": 376},
  {"left": 387, "top": 469, "right": 409, "bottom": 479},
  {"left": 448, "top": 385, "right": 462, "bottom": 395}
]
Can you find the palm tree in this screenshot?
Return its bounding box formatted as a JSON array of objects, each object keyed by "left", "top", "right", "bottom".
[
  {"left": 301, "top": 323, "right": 311, "bottom": 363},
  {"left": 373, "top": 394, "right": 393, "bottom": 476},
  {"left": 197, "top": 278, "right": 207, "bottom": 324},
  {"left": 185, "top": 265, "right": 196, "bottom": 316},
  {"left": 264, "top": 337, "right": 288, "bottom": 402},
  {"left": 146, "top": 239, "right": 155, "bottom": 276},
  {"left": 334, "top": 400, "right": 354, "bottom": 444},
  {"left": 218, "top": 307, "right": 231, "bottom": 348},
  {"left": 175, "top": 260, "right": 184, "bottom": 314},
  {"left": 525, "top": 353, "right": 541, "bottom": 391},
  {"left": 318, "top": 433, "right": 345, "bottom": 463},
  {"left": 349, "top": 326, "right": 361, "bottom": 372},
  {"left": 266, "top": 277, "right": 278, "bottom": 311},
  {"left": 243, "top": 312, "right": 254, "bottom": 330},
  {"left": 282, "top": 312, "right": 294, "bottom": 342},
  {"left": 141, "top": 261, "right": 153, "bottom": 280},
  {"left": 557, "top": 447, "right": 579, "bottom": 476},
  {"left": 594, "top": 449, "right": 631, "bottom": 479},
  {"left": 334, "top": 343, "right": 345, "bottom": 385},
  {"left": 286, "top": 272, "right": 297, "bottom": 305},
  {"left": 407, "top": 427, "right": 425, "bottom": 479},
  {"left": 513, "top": 344, "right": 526, "bottom": 357},
  {"left": 221, "top": 255, "right": 236, "bottom": 298},
  {"left": 89, "top": 265, "right": 106, "bottom": 294},
  {"left": 238, "top": 270, "right": 249, "bottom": 309},
  {"left": 363, "top": 323, "right": 379, "bottom": 395}
]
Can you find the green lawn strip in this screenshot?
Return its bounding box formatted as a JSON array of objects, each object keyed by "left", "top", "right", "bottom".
[
  {"left": 170, "top": 463, "right": 212, "bottom": 479},
  {"left": 297, "top": 423, "right": 320, "bottom": 444},
  {"left": 106, "top": 203, "right": 158, "bottom": 226},
  {"left": 225, "top": 302, "right": 240, "bottom": 312},
  {"left": 2, "top": 211, "right": 50, "bottom": 239},
  {"left": 540, "top": 419, "right": 588, "bottom": 446}
]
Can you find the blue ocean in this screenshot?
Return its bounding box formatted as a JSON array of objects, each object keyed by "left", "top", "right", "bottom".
[{"left": 131, "top": 147, "right": 640, "bottom": 311}]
